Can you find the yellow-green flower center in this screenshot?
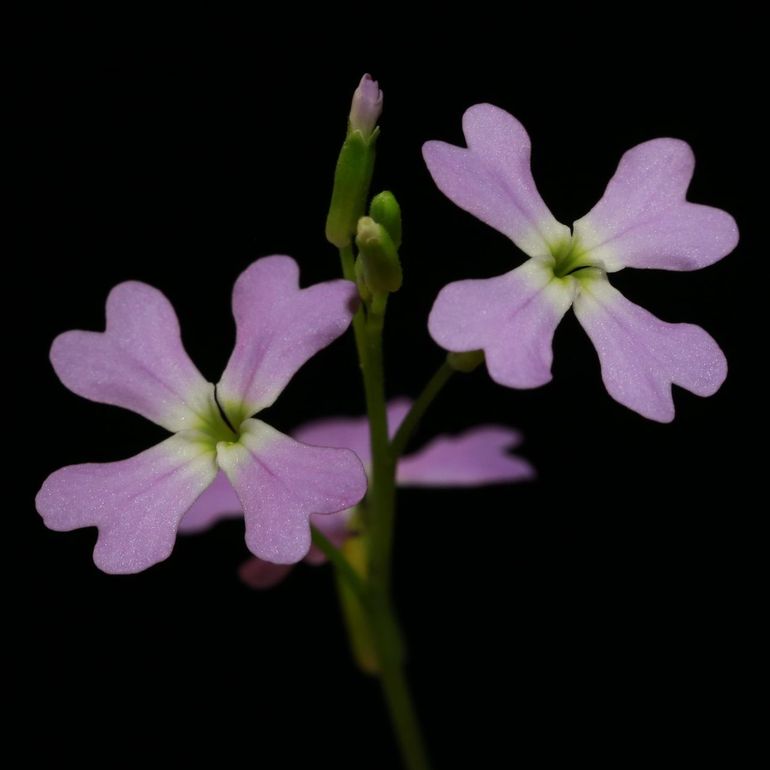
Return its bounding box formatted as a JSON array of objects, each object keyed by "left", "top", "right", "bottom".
[
  {"left": 548, "top": 235, "right": 595, "bottom": 278},
  {"left": 197, "top": 391, "right": 242, "bottom": 448}
]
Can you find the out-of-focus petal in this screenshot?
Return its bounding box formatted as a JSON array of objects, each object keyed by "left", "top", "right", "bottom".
[
  {"left": 423, "top": 104, "right": 569, "bottom": 259},
  {"left": 50, "top": 281, "right": 214, "bottom": 432},
  {"left": 291, "top": 397, "right": 413, "bottom": 465},
  {"left": 238, "top": 558, "right": 294, "bottom": 589},
  {"left": 429, "top": 259, "right": 575, "bottom": 389},
  {"left": 397, "top": 426, "right": 535, "bottom": 486},
  {"left": 573, "top": 277, "right": 727, "bottom": 422},
  {"left": 573, "top": 139, "right": 738, "bottom": 272},
  {"left": 216, "top": 419, "right": 367, "bottom": 564},
  {"left": 216, "top": 256, "right": 358, "bottom": 420},
  {"left": 178, "top": 471, "right": 242, "bottom": 533},
  {"left": 36, "top": 432, "right": 218, "bottom": 574}
]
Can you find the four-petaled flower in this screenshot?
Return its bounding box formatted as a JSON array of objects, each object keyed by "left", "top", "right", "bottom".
[
  {"left": 179, "top": 399, "right": 535, "bottom": 588},
  {"left": 424, "top": 104, "right": 739, "bottom": 422},
  {"left": 35, "top": 256, "right": 368, "bottom": 573}
]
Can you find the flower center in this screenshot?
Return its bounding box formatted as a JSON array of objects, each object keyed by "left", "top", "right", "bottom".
[
  {"left": 197, "top": 387, "right": 241, "bottom": 447},
  {"left": 548, "top": 235, "right": 595, "bottom": 278}
]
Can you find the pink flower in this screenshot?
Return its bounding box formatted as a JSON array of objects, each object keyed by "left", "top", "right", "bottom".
[
  {"left": 423, "top": 104, "right": 739, "bottom": 422},
  {"left": 181, "top": 399, "right": 535, "bottom": 588},
  {"left": 35, "top": 256, "right": 368, "bottom": 574}
]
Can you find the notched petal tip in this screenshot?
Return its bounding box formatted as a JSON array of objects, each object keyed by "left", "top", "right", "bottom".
[
  {"left": 48, "top": 278, "right": 213, "bottom": 432},
  {"left": 218, "top": 256, "right": 360, "bottom": 415},
  {"left": 35, "top": 434, "right": 218, "bottom": 574},
  {"left": 574, "top": 277, "right": 728, "bottom": 421},
  {"left": 218, "top": 420, "right": 367, "bottom": 566},
  {"left": 576, "top": 136, "right": 738, "bottom": 272}
]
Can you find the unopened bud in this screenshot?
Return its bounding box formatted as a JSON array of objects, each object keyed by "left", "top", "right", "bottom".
[
  {"left": 349, "top": 74, "right": 383, "bottom": 138},
  {"left": 326, "top": 76, "right": 383, "bottom": 248},
  {"left": 355, "top": 217, "right": 402, "bottom": 294},
  {"left": 369, "top": 191, "right": 402, "bottom": 249}
]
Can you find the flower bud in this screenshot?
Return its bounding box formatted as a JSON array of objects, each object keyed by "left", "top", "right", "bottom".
[
  {"left": 355, "top": 217, "right": 402, "bottom": 294},
  {"left": 369, "top": 191, "right": 402, "bottom": 249},
  {"left": 349, "top": 74, "right": 383, "bottom": 138},
  {"left": 325, "top": 75, "right": 383, "bottom": 248}
]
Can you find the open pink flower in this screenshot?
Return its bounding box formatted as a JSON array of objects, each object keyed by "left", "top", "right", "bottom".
[
  {"left": 35, "top": 256, "right": 368, "bottom": 574},
  {"left": 181, "top": 399, "right": 535, "bottom": 588},
  {"left": 424, "top": 104, "right": 739, "bottom": 422}
]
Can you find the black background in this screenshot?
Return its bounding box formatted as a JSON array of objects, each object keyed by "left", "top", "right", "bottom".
[{"left": 14, "top": 19, "right": 761, "bottom": 768}]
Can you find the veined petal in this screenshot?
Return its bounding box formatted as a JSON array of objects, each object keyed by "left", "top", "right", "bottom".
[
  {"left": 423, "top": 104, "right": 569, "bottom": 259},
  {"left": 216, "top": 257, "right": 358, "bottom": 419},
  {"left": 397, "top": 427, "right": 535, "bottom": 486},
  {"left": 573, "top": 277, "right": 727, "bottom": 422},
  {"left": 216, "top": 419, "right": 367, "bottom": 564},
  {"left": 238, "top": 558, "right": 294, "bottom": 589},
  {"left": 178, "top": 471, "right": 242, "bottom": 533},
  {"left": 35, "top": 432, "right": 218, "bottom": 574},
  {"left": 429, "top": 259, "right": 575, "bottom": 389},
  {"left": 573, "top": 139, "right": 738, "bottom": 272},
  {"left": 50, "top": 282, "right": 215, "bottom": 432}
]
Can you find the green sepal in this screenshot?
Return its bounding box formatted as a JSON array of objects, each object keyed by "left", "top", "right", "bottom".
[
  {"left": 325, "top": 129, "right": 378, "bottom": 248},
  {"left": 355, "top": 216, "right": 402, "bottom": 294},
  {"left": 369, "top": 190, "right": 402, "bottom": 249}
]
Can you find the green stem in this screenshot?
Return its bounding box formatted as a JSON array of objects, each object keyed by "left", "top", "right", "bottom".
[
  {"left": 338, "top": 246, "right": 432, "bottom": 767},
  {"left": 311, "top": 527, "right": 367, "bottom": 602},
  {"left": 359, "top": 296, "right": 433, "bottom": 769},
  {"left": 363, "top": 295, "right": 395, "bottom": 588},
  {"left": 339, "top": 245, "right": 367, "bottom": 367},
  {"left": 368, "top": 600, "right": 432, "bottom": 770},
  {"left": 391, "top": 360, "right": 455, "bottom": 459},
  {"left": 339, "top": 243, "right": 356, "bottom": 281}
]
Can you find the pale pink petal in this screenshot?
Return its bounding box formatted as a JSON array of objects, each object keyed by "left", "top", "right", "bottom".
[
  {"left": 429, "top": 259, "right": 575, "bottom": 389},
  {"left": 216, "top": 419, "right": 367, "bottom": 564},
  {"left": 397, "top": 426, "right": 535, "bottom": 486},
  {"left": 573, "top": 277, "right": 727, "bottom": 422},
  {"left": 35, "top": 432, "right": 218, "bottom": 574},
  {"left": 423, "top": 104, "right": 570, "bottom": 259},
  {"left": 238, "top": 558, "right": 294, "bottom": 589},
  {"left": 178, "top": 471, "right": 242, "bottom": 533},
  {"left": 50, "top": 281, "right": 215, "bottom": 432},
  {"left": 573, "top": 139, "right": 738, "bottom": 272},
  {"left": 216, "top": 257, "right": 358, "bottom": 419}
]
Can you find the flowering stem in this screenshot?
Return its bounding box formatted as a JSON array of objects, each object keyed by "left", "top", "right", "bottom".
[
  {"left": 339, "top": 245, "right": 367, "bottom": 367},
  {"left": 364, "top": 294, "right": 394, "bottom": 587},
  {"left": 311, "top": 526, "right": 366, "bottom": 601},
  {"left": 368, "top": 598, "right": 432, "bottom": 770},
  {"left": 390, "top": 359, "right": 455, "bottom": 459},
  {"left": 330, "top": 125, "right": 431, "bottom": 768},
  {"left": 355, "top": 293, "right": 433, "bottom": 770}
]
